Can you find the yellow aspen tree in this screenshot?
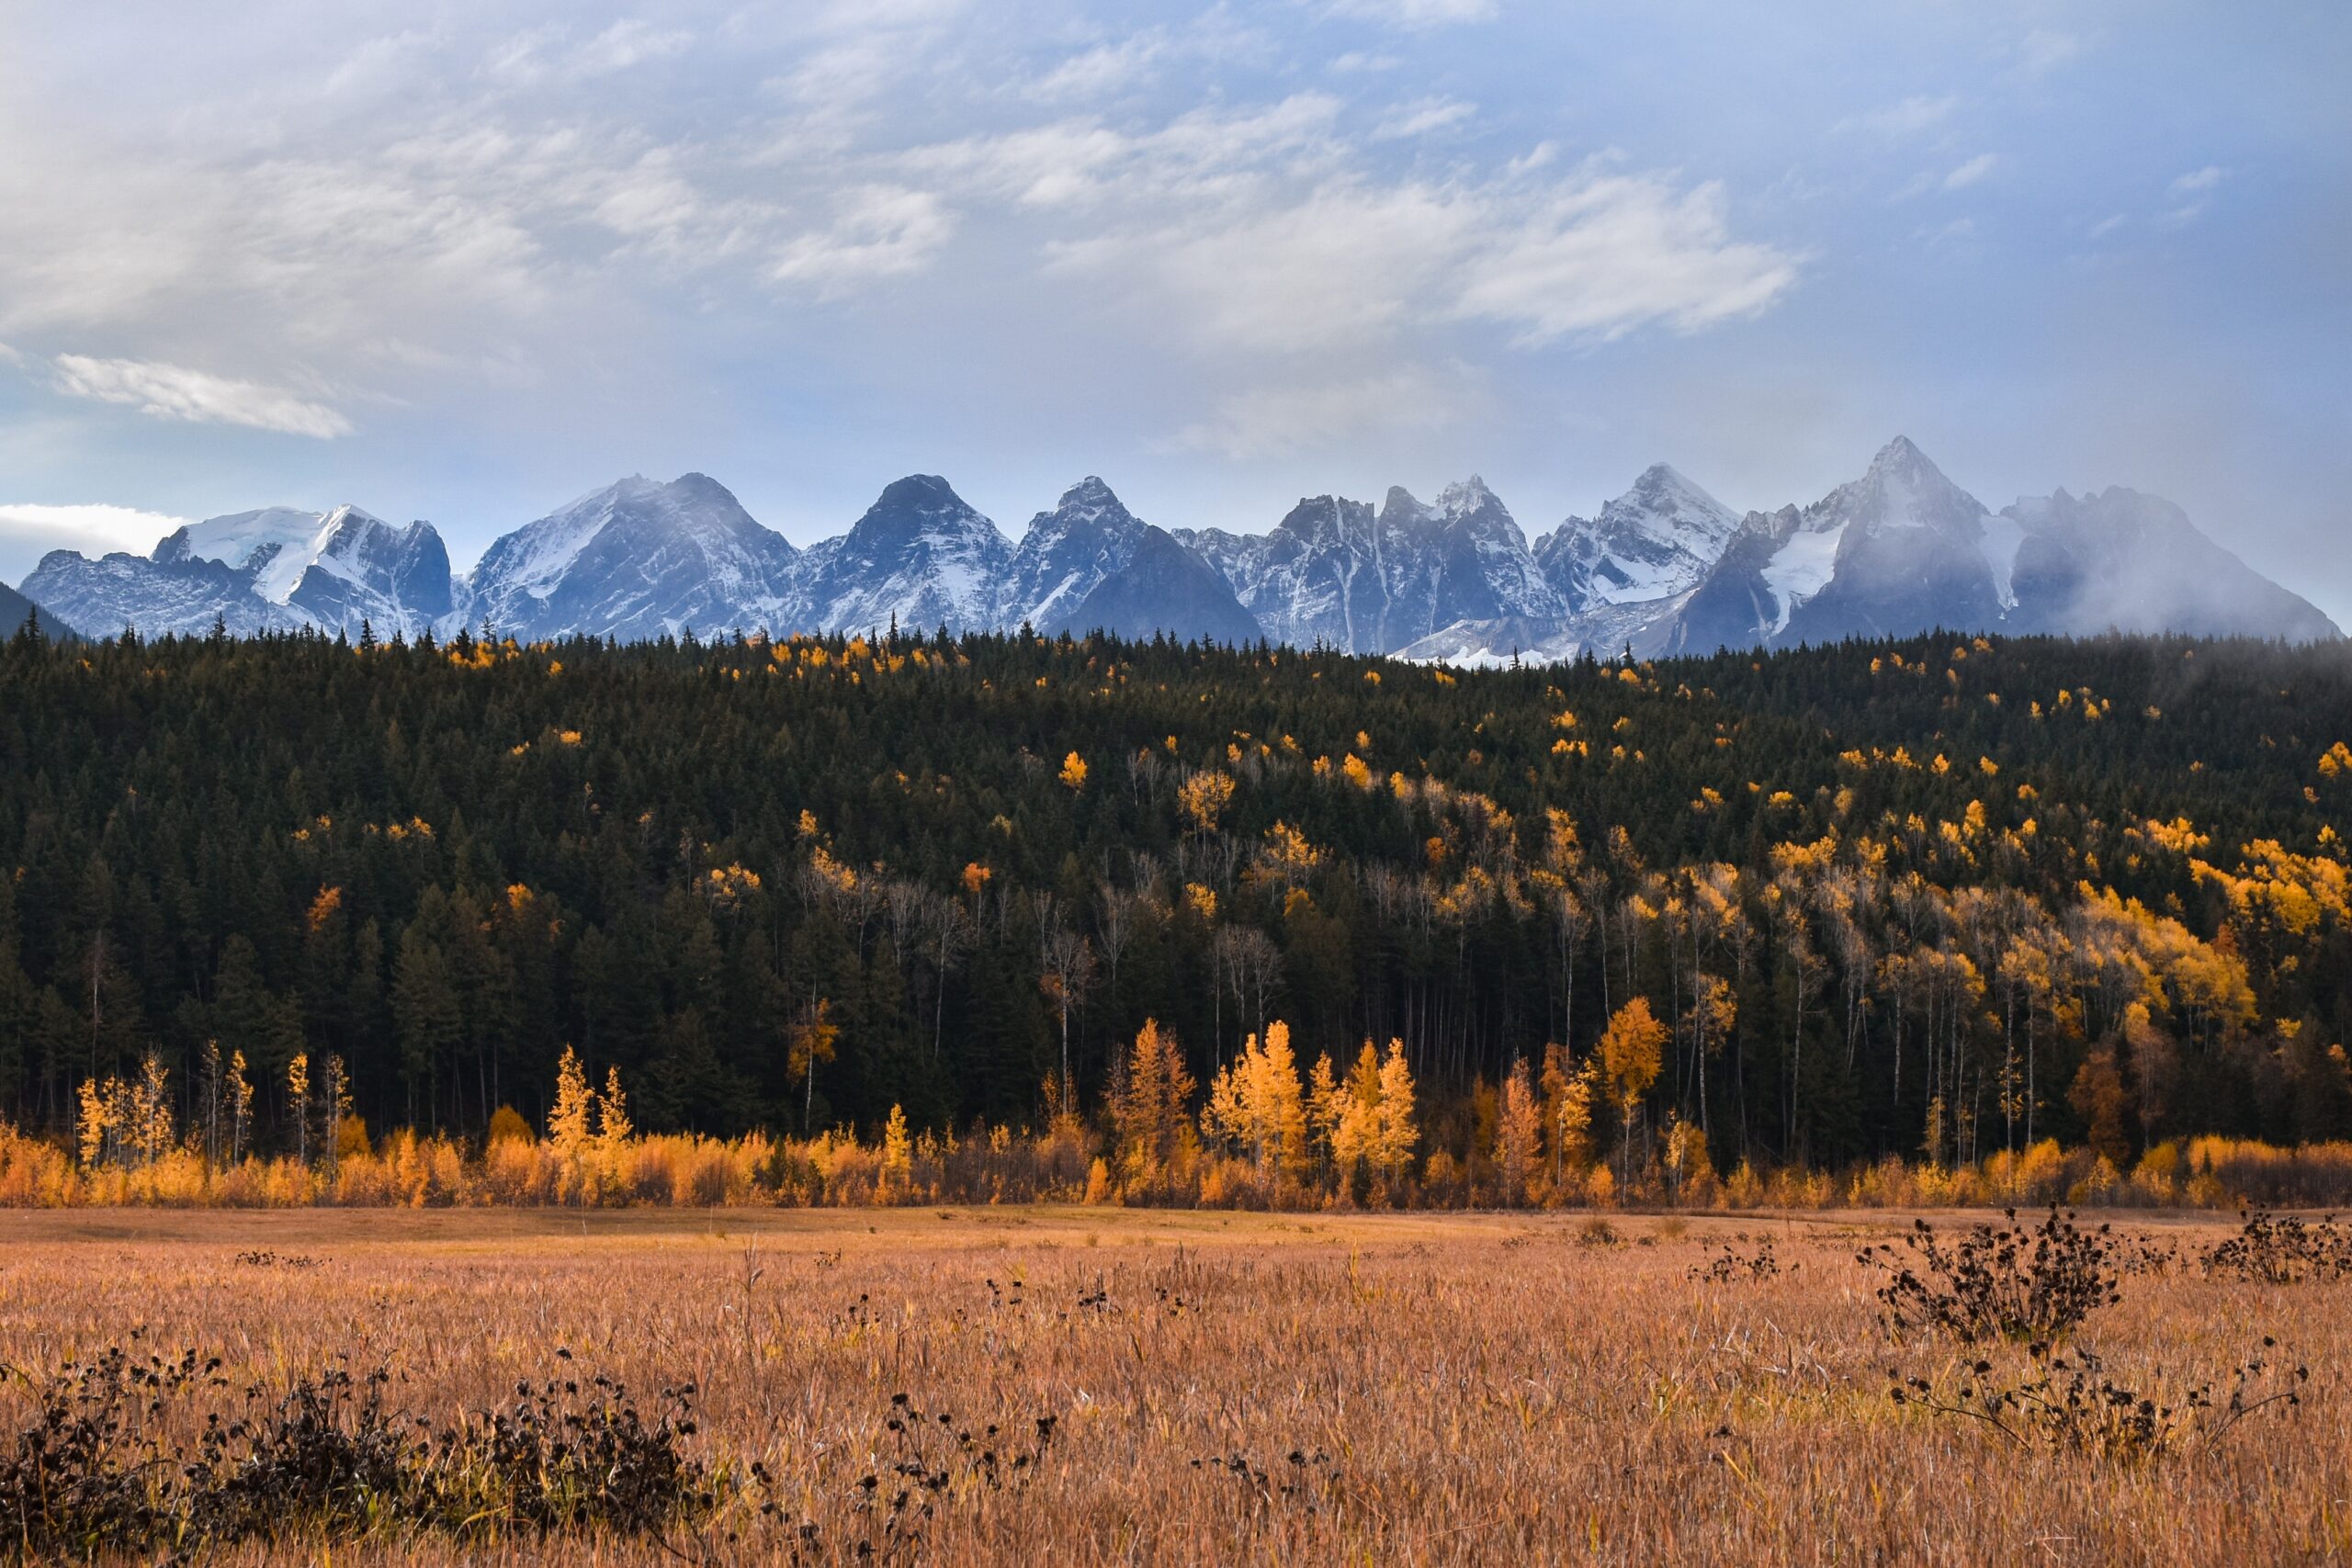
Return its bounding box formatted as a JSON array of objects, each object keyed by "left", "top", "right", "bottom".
[
  {"left": 229, "top": 1051, "right": 254, "bottom": 1163},
  {"left": 288, "top": 1053, "right": 311, "bottom": 1166},
  {"left": 597, "top": 1066, "right": 633, "bottom": 1165},
  {"left": 1306, "top": 1052, "right": 1342, "bottom": 1175},
  {"left": 76, "top": 1076, "right": 114, "bottom": 1168},
  {"left": 548, "top": 1045, "right": 595, "bottom": 1161},
  {"left": 1058, "top": 751, "right": 1089, "bottom": 791},
  {"left": 1496, "top": 1060, "right": 1542, "bottom": 1206},
  {"left": 1200, "top": 1053, "right": 1248, "bottom": 1153},
  {"left": 1538, "top": 1043, "right": 1572, "bottom": 1184},
  {"left": 1373, "top": 1039, "right": 1419, "bottom": 1184},
  {"left": 1249, "top": 1021, "right": 1308, "bottom": 1177},
  {"left": 324, "top": 1055, "right": 356, "bottom": 1172},
  {"left": 789, "top": 998, "right": 839, "bottom": 1133},
  {"left": 132, "top": 1055, "right": 173, "bottom": 1168},
  {"left": 1329, "top": 1043, "right": 1383, "bottom": 1177},
  {"left": 1114, "top": 1019, "right": 1194, "bottom": 1186},
  {"left": 882, "top": 1104, "right": 913, "bottom": 1193},
  {"left": 1600, "top": 998, "right": 1666, "bottom": 1184},
  {"left": 1600, "top": 998, "right": 1666, "bottom": 1116},
  {"left": 1178, "top": 770, "right": 1236, "bottom": 836}
]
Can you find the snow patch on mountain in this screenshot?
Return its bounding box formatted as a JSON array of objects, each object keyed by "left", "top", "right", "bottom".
[{"left": 1758, "top": 522, "right": 1848, "bottom": 634}]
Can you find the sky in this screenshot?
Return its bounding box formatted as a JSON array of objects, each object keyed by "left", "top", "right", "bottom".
[{"left": 1, "top": 1, "right": 2346, "bottom": 622}]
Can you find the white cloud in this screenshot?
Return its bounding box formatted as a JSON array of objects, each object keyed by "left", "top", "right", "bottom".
[
  {"left": 902, "top": 95, "right": 1344, "bottom": 212},
  {"left": 1373, "top": 97, "right": 1476, "bottom": 141},
  {"left": 2160, "top": 166, "right": 2228, "bottom": 227},
  {"left": 1171, "top": 366, "right": 1467, "bottom": 458},
  {"left": 1027, "top": 34, "right": 1163, "bottom": 100},
  {"left": 0, "top": 340, "right": 23, "bottom": 368},
  {"left": 481, "top": 18, "right": 691, "bottom": 85},
  {"left": 0, "top": 1, "right": 1800, "bottom": 484},
  {"left": 51, "top": 355, "right": 352, "bottom": 438},
  {"left": 1051, "top": 179, "right": 1464, "bottom": 353},
  {"left": 0, "top": 502, "right": 186, "bottom": 555},
  {"left": 1943, "top": 153, "right": 1997, "bottom": 190},
  {"left": 2086, "top": 213, "right": 2127, "bottom": 240},
  {"left": 769, "top": 186, "right": 956, "bottom": 295},
  {"left": 1048, "top": 159, "right": 1798, "bottom": 355},
  {"left": 1452, "top": 173, "right": 1799, "bottom": 343},
  {"left": 576, "top": 19, "right": 692, "bottom": 74},
  {"left": 1836, "top": 95, "right": 1958, "bottom": 138},
  {"left": 2018, "top": 28, "right": 2085, "bottom": 74},
  {"left": 1324, "top": 0, "right": 1497, "bottom": 27}
]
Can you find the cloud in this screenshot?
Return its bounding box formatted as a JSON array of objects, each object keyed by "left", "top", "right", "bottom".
[
  {"left": 2018, "top": 28, "right": 2086, "bottom": 74},
  {"left": 1027, "top": 34, "right": 1163, "bottom": 100},
  {"left": 1373, "top": 97, "right": 1476, "bottom": 141},
  {"left": 486, "top": 18, "right": 691, "bottom": 84},
  {"left": 575, "top": 19, "right": 692, "bottom": 74},
  {"left": 0, "top": 340, "right": 23, "bottom": 368},
  {"left": 1048, "top": 158, "right": 1798, "bottom": 355},
  {"left": 1836, "top": 95, "right": 1958, "bottom": 139},
  {"left": 1942, "top": 153, "right": 1997, "bottom": 190},
  {"left": 1171, "top": 366, "right": 1468, "bottom": 458},
  {"left": 1323, "top": 0, "right": 1497, "bottom": 28},
  {"left": 1451, "top": 173, "right": 1799, "bottom": 343},
  {"left": 902, "top": 94, "right": 1345, "bottom": 213},
  {"left": 768, "top": 186, "right": 956, "bottom": 295},
  {"left": 51, "top": 355, "right": 352, "bottom": 437},
  {"left": 0, "top": 502, "right": 188, "bottom": 584},
  {"left": 2160, "top": 165, "right": 2229, "bottom": 227},
  {"left": 1051, "top": 179, "right": 1464, "bottom": 353},
  {"left": 1329, "top": 51, "right": 1399, "bottom": 73}
]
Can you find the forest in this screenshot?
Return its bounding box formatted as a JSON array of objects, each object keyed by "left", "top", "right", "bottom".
[{"left": 3, "top": 614, "right": 2350, "bottom": 1194}]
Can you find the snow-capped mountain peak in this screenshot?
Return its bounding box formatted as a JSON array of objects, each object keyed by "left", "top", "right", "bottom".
[
  {"left": 1049, "top": 475, "right": 1129, "bottom": 525},
  {"left": 997, "top": 476, "right": 1151, "bottom": 629},
  {"left": 1535, "top": 462, "right": 1743, "bottom": 613},
  {"left": 463, "top": 472, "right": 797, "bottom": 641},
  {"left": 159, "top": 505, "right": 389, "bottom": 605},
  {"left": 17, "top": 440, "right": 2332, "bottom": 655},
  {"left": 1828, "top": 436, "right": 1986, "bottom": 538},
  {"left": 1434, "top": 475, "right": 1498, "bottom": 519},
  {"left": 789, "top": 474, "right": 1008, "bottom": 634}
]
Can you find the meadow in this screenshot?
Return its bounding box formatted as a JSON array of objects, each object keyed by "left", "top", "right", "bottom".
[{"left": 2, "top": 1204, "right": 2343, "bottom": 1564}]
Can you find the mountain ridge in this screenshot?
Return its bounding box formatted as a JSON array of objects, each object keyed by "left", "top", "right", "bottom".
[{"left": 17, "top": 440, "right": 2335, "bottom": 652}]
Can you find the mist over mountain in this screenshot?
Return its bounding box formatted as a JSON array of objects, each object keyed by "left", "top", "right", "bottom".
[{"left": 13, "top": 441, "right": 2335, "bottom": 654}]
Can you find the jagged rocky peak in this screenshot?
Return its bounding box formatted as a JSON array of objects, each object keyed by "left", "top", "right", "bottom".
[
  {"left": 1435, "top": 474, "right": 1499, "bottom": 513},
  {"left": 1833, "top": 435, "right": 1986, "bottom": 535},
  {"left": 1378, "top": 485, "right": 1430, "bottom": 526},
  {"left": 998, "top": 475, "right": 1154, "bottom": 630},
  {"left": 793, "top": 473, "right": 1007, "bottom": 634},
  {"left": 1539, "top": 462, "right": 1743, "bottom": 612},
  {"left": 842, "top": 474, "right": 1003, "bottom": 553},
  {"left": 864, "top": 472, "right": 972, "bottom": 519},
  {"left": 1049, "top": 474, "right": 1131, "bottom": 524},
  {"left": 1608, "top": 464, "right": 1740, "bottom": 542},
  {"left": 22, "top": 500, "right": 457, "bottom": 639},
  {"left": 463, "top": 471, "right": 798, "bottom": 642}
]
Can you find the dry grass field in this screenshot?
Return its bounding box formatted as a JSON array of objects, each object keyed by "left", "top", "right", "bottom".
[{"left": 1, "top": 1205, "right": 2346, "bottom": 1564}]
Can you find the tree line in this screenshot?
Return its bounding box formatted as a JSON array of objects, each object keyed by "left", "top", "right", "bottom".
[{"left": 2, "top": 615, "right": 2349, "bottom": 1179}]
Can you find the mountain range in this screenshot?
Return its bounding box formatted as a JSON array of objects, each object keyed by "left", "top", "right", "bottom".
[{"left": 16, "top": 438, "right": 2337, "bottom": 655}]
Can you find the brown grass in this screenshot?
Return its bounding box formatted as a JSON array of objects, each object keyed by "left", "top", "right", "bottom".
[{"left": 0, "top": 1206, "right": 2343, "bottom": 1564}]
